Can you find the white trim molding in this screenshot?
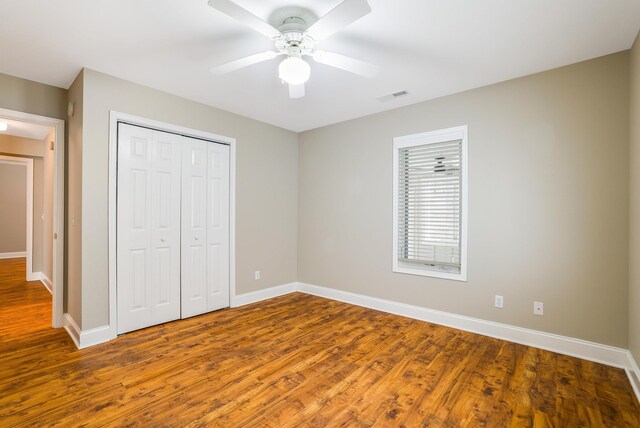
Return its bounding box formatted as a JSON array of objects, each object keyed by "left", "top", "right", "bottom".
[
  {"left": 63, "top": 275, "right": 639, "bottom": 403},
  {"left": 27, "top": 271, "right": 46, "bottom": 282},
  {"left": 64, "top": 313, "right": 114, "bottom": 350},
  {"left": 0, "top": 252, "right": 27, "bottom": 259},
  {"left": 296, "top": 282, "right": 630, "bottom": 369},
  {"left": 627, "top": 351, "right": 640, "bottom": 403},
  {"left": 77, "top": 325, "right": 114, "bottom": 349},
  {"left": 392, "top": 125, "right": 469, "bottom": 282},
  {"left": 233, "top": 281, "right": 635, "bottom": 371},
  {"left": 27, "top": 272, "right": 44, "bottom": 282},
  {"left": 233, "top": 282, "right": 298, "bottom": 307},
  {"left": 63, "top": 313, "right": 81, "bottom": 348},
  {"left": 0, "top": 108, "right": 65, "bottom": 329},
  {"left": 41, "top": 275, "right": 53, "bottom": 294}
]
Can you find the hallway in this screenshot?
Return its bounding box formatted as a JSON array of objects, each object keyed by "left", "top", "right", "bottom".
[{"left": 0, "top": 258, "right": 61, "bottom": 341}]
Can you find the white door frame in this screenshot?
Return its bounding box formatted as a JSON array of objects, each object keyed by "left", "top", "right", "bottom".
[
  {"left": 108, "top": 111, "right": 236, "bottom": 339},
  {"left": 0, "top": 108, "right": 65, "bottom": 329},
  {"left": 0, "top": 155, "right": 33, "bottom": 274}
]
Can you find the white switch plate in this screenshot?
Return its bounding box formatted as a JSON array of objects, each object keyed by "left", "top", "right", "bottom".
[
  {"left": 254, "top": 271, "right": 261, "bottom": 280},
  {"left": 494, "top": 295, "right": 504, "bottom": 308},
  {"left": 534, "top": 301, "right": 544, "bottom": 315}
]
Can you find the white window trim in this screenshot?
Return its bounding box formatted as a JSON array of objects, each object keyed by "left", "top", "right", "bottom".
[{"left": 392, "top": 125, "right": 468, "bottom": 282}]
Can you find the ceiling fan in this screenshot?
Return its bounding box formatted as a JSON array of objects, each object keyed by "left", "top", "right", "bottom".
[{"left": 207, "top": 0, "right": 378, "bottom": 99}]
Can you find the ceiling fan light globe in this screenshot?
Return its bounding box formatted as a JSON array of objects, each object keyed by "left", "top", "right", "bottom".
[{"left": 279, "top": 56, "right": 311, "bottom": 85}]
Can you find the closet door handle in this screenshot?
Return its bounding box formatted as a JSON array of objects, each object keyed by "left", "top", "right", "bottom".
[
  {"left": 160, "top": 238, "right": 165, "bottom": 243},
  {"left": 195, "top": 236, "right": 199, "bottom": 241}
]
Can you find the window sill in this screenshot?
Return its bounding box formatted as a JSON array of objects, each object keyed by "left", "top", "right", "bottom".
[{"left": 393, "top": 265, "right": 467, "bottom": 282}]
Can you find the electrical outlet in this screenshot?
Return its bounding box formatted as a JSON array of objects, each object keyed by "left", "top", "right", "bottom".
[
  {"left": 534, "top": 301, "right": 544, "bottom": 315},
  {"left": 254, "top": 271, "right": 261, "bottom": 280},
  {"left": 494, "top": 295, "right": 504, "bottom": 309}
]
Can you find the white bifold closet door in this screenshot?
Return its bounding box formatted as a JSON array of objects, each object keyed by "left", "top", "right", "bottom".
[
  {"left": 181, "top": 139, "right": 230, "bottom": 318},
  {"left": 117, "top": 123, "right": 230, "bottom": 334},
  {"left": 117, "top": 124, "right": 182, "bottom": 334}
]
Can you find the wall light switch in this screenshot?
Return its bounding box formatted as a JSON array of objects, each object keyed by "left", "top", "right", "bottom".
[
  {"left": 494, "top": 295, "right": 504, "bottom": 308},
  {"left": 254, "top": 271, "right": 261, "bottom": 280}
]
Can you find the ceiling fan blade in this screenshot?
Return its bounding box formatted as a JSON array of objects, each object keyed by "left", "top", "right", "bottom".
[
  {"left": 289, "top": 83, "right": 305, "bottom": 99},
  {"left": 210, "top": 51, "right": 281, "bottom": 74},
  {"left": 208, "top": 0, "right": 281, "bottom": 39},
  {"left": 312, "top": 50, "right": 378, "bottom": 78},
  {"left": 306, "top": 0, "right": 371, "bottom": 41}
]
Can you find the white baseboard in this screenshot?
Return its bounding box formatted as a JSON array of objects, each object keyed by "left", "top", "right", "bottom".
[
  {"left": 294, "top": 282, "right": 631, "bottom": 370},
  {"left": 64, "top": 282, "right": 300, "bottom": 350},
  {"left": 78, "top": 325, "right": 114, "bottom": 349},
  {"left": 230, "top": 281, "right": 630, "bottom": 370},
  {"left": 233, "top": 282, "right": 298, "bottom": 307},
  {"left": 0, "top": 251, "right": 26, "bottom": 259},
  {"left": 627, "top": 351, "right": 640, "bottom": 403},
  {"left": 40, "top": 275, "right": 53, "bottom": 294},
  {"left": 27, "top": 271, "right": 44, "bottom": 281},
  {"left": 63, "top": 313, "right": 115, "bottom": 350},
  {"left": 64, "top": 278, "right": 635, "bottom": 396},
  {"left": 63, "top": 313, "right": 81, "bottom": 348}
]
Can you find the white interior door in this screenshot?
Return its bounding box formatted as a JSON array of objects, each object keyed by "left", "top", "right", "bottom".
[
  {"left": 206, "top": 143, "right": 230, "bottom": 311},
  {"left": 181, "top": 138, "right": 231, "bottom": 317},
  {"left": 181, "top": 138, "right": 209, "bottom": 318},
  {"left": 117, "top": 124, "right": 182, "bottom": 334}
]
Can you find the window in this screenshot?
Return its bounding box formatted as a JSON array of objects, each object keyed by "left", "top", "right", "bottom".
[{"left": 393, "top": 126, "right": 468, "bottom": 281}]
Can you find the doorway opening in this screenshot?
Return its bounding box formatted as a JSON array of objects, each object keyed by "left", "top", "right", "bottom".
[{"left": 0, "top": 109, "right": 65, "bottom": 329}]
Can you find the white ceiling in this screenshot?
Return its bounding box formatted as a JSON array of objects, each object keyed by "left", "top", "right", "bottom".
[
  {"left": 0, "top": 118, "right": 52, "bottom": 140},
  {"left": 0, "top": 0, "right": 638, "bottom": 132}
]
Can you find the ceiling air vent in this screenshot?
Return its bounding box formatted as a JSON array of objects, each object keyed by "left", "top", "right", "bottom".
[{"left": 377, "top": 90, "right": 409, "bottom": 102}]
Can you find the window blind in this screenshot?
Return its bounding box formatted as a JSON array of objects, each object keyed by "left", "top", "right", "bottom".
[{"left": 398, "top": 139, "right": 463, "bottom": 272}]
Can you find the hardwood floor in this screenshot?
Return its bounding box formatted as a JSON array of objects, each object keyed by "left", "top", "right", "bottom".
[{"left": 1, "top": 257, "right": 639, "bottom": 427}]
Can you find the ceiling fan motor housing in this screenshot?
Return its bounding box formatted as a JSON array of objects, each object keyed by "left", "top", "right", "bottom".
[
  {"left": 278, "top": 16, "right": 307, "bottom": 34},
  {"left": 275, "top": 16, "right": 315, "bottom": 57}
]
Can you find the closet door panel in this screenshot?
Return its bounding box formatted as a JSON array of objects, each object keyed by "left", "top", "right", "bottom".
[
  {"left": 149, "top": 131, "right": 182, "bottom": 322},
  {"left": 181, "top": 139, "right": 208, "bottom": 318},
  {"left": 206, "top": 143, "right": 230, "bottom": 311},
  {"left": 117, "top": 124, "right": 182, "bottom": 334}
]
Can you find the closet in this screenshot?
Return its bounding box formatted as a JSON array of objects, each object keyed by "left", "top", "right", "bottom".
[{"left": 116, "top": 123, "right": 230, "bottom": 334}]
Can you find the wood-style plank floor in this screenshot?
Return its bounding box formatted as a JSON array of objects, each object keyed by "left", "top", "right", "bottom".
[{"left": 1, "top": 258, "right": 639, "bottom": 427}]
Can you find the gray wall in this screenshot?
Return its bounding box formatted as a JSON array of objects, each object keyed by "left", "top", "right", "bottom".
[
  {"left": 0, "top": 162, "right": 26, "bottom": 253},
  {"left": 74, "top": 68, "right": 298, "bottom": 330},
  {"left": 0, "top": 71, "right": 68, "bottom": 311},
  {"left": 630, "top": 32, "right": 640, "bottom": 361},
  {"left": 0, "top": 72, "right": 67, "bottom": 121},
  {"left": 66, "top": 71, "right": 83, "bottom": 325},
  {"left": 298, "top": 52, "right": 630, "bottom": 348},
  {"left": 0, "top": 51, "right": 634, "bottom": 352},
  {"left": 0, "top": 135, "right": 45, "bottom": 157},
  {"left": 0, "top": 136, "right": 46, "bottom": 274}
]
